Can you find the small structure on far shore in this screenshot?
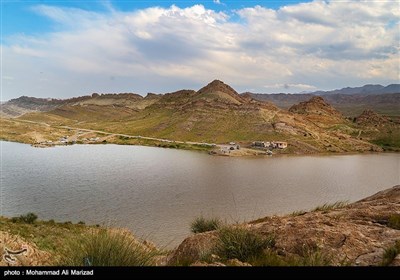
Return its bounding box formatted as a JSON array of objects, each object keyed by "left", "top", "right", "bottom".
[
  {"left": 252, "top": 141, "right": 287, "bottom": 149},
  {"left": 275, "top": 141, "right": 288, "bottom": 149}
]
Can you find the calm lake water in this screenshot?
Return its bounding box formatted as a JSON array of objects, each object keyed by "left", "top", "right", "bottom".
[{"left": 1, "top": 141, "right": 399, "bottom": 247}]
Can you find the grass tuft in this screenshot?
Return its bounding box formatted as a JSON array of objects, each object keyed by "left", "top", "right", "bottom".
[
  {"left": 190, "top": 216, "right": 222, "bottom": 233},
  {"left": 290, "top": 210, "right": 307, "bottom": 217},
  {"left": 58, "top": 228, "right": 157, "bottom": 266},
  {"left": 381, "top": 240, "right": 400, "bottom": 266},
  {"left": 250, "top": 247, "right": 332, "bottom": 266},
  {"left": 312, "top": 201, "right": 348, "bottom": 212},
  {"left": 388, "top": 214, "right": 400, "bottom": 230},
  {"left": 215, "top": 226, "right": 275, "bottom": 262}
]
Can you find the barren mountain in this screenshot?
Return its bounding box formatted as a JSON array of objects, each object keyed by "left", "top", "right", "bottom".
[
  {"left": 289, "top": 96, "right": 343, "bottom": 118},
  {"left": 355, "top": 109, "right": 390, "bottom": 126},
  {"left": 312, "top": 84, "right": 400, "bottom": 95},
  {"left": 2, "top": 80, "right": 399, "bottom": 152},
  {"left": 243, "top": 84, "right": 400, "bottom": 117}
]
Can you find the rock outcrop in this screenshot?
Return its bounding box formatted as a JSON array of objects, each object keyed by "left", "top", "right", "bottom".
[
  {"left": 356, "top": 109, "right": 390, "bottom": 126},
  {"left": 168, "top": 186, "right": 400, "bottom": 266},
  {"left": 289, "top": 96, "right": 343, "bottom": 119}
]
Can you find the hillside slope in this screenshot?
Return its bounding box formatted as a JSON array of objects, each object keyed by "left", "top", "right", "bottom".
[{"left": 2, "top": 80, "right": 398, "bottom": 153}]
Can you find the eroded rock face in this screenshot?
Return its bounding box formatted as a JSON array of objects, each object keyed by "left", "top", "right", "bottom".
[{"left": 168, "top": 186, "right": 400, "bottom": 266}]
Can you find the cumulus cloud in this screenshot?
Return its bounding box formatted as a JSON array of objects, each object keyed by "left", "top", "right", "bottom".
[{"left": 2, "top": 1, "right": 399, "bottom": 100}]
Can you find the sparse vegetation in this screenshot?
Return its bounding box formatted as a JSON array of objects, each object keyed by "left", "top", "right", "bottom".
[
  {"left": 190, "top": 217, "right": 222, "bottom": 233},
  {"left": 11, "top": 212, "right": 38, "bottom": 224},
  {"left": 250, "top": 248, "right": 332, "bottom": 266},
  {"left": 312, "top": 201, "right": 348, "bottom": 213},
  {"left": 371, "top": 130, "right": 400, "bottom": 150},
  {"left": 58, "top": 228, "right": 157, "bottom": 266},
  {"left": 291, "top": 210, "right": 307, "bottom": 217},
  {"left": 381, "top": 240, "right": 400, "bottom": 266},
  {"left": 291, "top": 245, "right": 332, "bottom": 266},
  {"left": 0, "top": 216, "right": 90, "bottom": 254},
  {"left": 388, "top": 214, "right": 400, "bottom": 230},
  {"left": 214, "top": 226, "right": 275, "bottom": 262}
]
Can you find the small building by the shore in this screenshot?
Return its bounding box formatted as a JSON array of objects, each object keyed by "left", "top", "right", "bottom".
[
  {"left": 253, "top": 141, "right": 268, "bottom": 148},
  {"left": 275, "top": 141, "right": 288, "bottom": 149}
]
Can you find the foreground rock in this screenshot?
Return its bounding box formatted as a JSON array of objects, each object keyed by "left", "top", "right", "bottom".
[
  {"left": 0, "top": 231, "right": 52, "bottom": 266},
  {"left": 168, "top": 186, "right": 400, "bottom": 266}
]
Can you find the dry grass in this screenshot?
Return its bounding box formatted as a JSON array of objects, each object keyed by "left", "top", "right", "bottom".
[
  {"left": 214, "top": 226, "right": 275, "bottom": 262},
  {"left": 190, "top": 217, "right": 222, "bottom": 233},
  {"left": 57, "top": 228, "right": 158, "bottom": 266}
]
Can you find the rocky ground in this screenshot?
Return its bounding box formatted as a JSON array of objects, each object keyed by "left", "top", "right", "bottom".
[{"left": 168, "top": 186, "right": 400, "bottom": 266}]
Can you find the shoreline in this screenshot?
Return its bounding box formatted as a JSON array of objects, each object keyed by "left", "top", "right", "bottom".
[
  {"left": 1, "top": 138, "right": 398, "bottom": 158},
  {"left": 2, "top": 117, "right": 398, "bottom": 156}
]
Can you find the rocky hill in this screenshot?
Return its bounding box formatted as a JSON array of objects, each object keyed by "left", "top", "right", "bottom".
[
  {"left": 196, "top": 79, "right": 248, "bottom": 104},
  {"left": 246, "top": 92, "right": 400, "bottom": 117},
  {"left": 244, "top": 83, "right": 400, "bottom": 117},
  {"left": 168, "top": 186, "right": 400, "bottom": 266},
  {"left": 289, "top": 96, "right": 343, "bottom": 118},
  {"left": 2, "top": 80, "right": 399, "bottom": 153},
  {"left": 356, "top": 109, "right": 390, "bottom": 126},
  {"left": 0, "top": 93, "right": 145, "bottom": 118}
]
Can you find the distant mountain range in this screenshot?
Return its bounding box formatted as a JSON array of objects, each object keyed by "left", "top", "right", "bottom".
[
  {"left": 309, "top": 84, "right": 400, "bottom": 95},
  {"left": 1, "top": 83, "right": 399, "bottom": 119},
  {"left": 243, "top": 84, "right": 400, "bottom": 117}
]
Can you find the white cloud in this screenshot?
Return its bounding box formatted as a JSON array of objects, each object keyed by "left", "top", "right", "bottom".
[
  {"left": 2, "top": 1, "right": 399, "bottom": 100},
  {"left": 264, "top": 83, "right": 317, "bottom": 90},
  {"left": 264, "top": 83, "right": 317, "bottom": 93}
]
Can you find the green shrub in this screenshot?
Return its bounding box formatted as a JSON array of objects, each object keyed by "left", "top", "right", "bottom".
[
  {"left": 388, "top": 214, "right": 400, "bottom": 230},
  {"left": 58, "top": 229, "right": 157, "bottom": 266},
  {"left": 381, "top": 240, "right": 400, "bottom": 266},
  {"left": 190, "top": 217, "right": 222, "bottom": 233},
  {"left": 11, "top": 213, "right": 38, "bottom": 224},
  {"left": 215, "top": 226, "right": 275, "bottom": 262}
]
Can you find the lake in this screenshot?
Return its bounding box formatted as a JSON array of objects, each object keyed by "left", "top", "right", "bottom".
[{"left": 1, "top": 141, "right": 399, "bottom": 247}]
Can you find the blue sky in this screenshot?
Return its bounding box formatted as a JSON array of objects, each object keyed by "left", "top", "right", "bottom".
[
  {"left": 1, "top": 1, "right": 399, "bottom": 100},
  {"left": 2, "top": 1, "right": 310, "bottom": 38}
]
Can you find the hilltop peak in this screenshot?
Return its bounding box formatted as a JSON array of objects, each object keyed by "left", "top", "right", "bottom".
[
  {"left": 308, "top": 96, "right": 325, "bottom": 103},
  {"left": 289, "top": 96, "right": 343, "bottom": 118},
  {"left": 197, "top": 80, "right": 238, "bottom": 96},
  {"left": 355, "top": 109, "right": 389, "bottom": 126},
  {"left": 208, "top": 79, "right": 228, "bottom": 87},
  {"left": 196, "top": 80, "right": 247, "bottom": 104}
]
